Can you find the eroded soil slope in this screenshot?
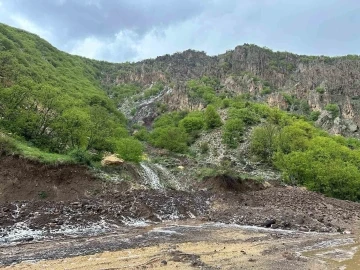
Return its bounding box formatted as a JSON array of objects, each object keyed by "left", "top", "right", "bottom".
[{"left": 0, "top": 156, "right": 103, "bottom": 202}]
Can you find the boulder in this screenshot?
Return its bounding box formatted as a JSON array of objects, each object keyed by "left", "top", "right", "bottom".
[{"left": 101, "top": 154, "right": 124, "bottom": 166}]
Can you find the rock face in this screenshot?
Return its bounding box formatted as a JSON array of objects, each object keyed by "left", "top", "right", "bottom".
[{"left": 101, "top": 44, "right": 360, "bottom": 136}]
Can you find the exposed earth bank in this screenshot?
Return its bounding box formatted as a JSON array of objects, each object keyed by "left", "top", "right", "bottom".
[{"left": 1, "top": 156, "right": 360, "bottom": 269}]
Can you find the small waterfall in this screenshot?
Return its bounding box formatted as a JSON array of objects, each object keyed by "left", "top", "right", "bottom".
[
  {"left": 140, "top": 162, "right": 163, "bottom": 189},
  {"left": 139, "top": 161, "right": 185, "bottom": 191},
  {"left": 154, "top": 164, "right": 183, "bottom": 190}
]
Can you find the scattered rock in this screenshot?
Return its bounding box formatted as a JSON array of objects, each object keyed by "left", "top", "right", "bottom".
[{"left": 264, "top": 219, "right": 276, "bottom": 228}]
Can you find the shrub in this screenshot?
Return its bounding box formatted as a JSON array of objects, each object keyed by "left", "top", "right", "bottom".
[
  {"left": 69, "top": 149, "right": 93, "bottom": 165},
  {"left": 261, "top": 87, "right": 272, "bottom": 95},
  {"left": 153, "top": 112, "right": 185, "bottom": 128},
  {"left": 134, "top": 127, "right": 149, "bottom": 141},
  {"left": 179, "top": 115, "right": 205, "bottom": 143},
  {"left": 0, "top": 135, "right": 17, "bottom": 156},
  {"left": 325, "top": 103, "right": 340, "bottom": 119},
  {"left": 250, "top": 123, "right": 279, "bottom": 162},
  {"left": 149, "top": 127, "right": 188, "bottom": 153},
  {"left": 187, "top": 77, "right": 219, "bottom": 105},
  {"left": 221, "top": 98, "right": 231, "bottom": 108},
  {"left": 204, "top": 105, "right": 222, "bottom": 129},
  {"left": 277, "top": 120, "right": 316, "bottom": 154},
  {"left": 315, "top": 87, "right": 325, "bottom": 94},
  {"left": 251, "top": 103, "right": 272, "bottom": 118},
  {"left": 298, "top": 100, "right": 310, "bottom": 115},
  {"left": 156, "top": 102, "right": 168, "bottom": 114},
  {"left": 222, "top": 119, "right": 244, "bottom": 148},
  {"left": 179, "top": 116, "right": 205, "bottom": 133},
  {"left": 115, "top": 138, "right": 143, "bottom": 162},
  {"left": 282, "top": 93, "right": 295, "bottom": 105},
  {"left": 199, "top": 142, "right": 210, "bottom": 154},
  {"left": 38, "top": 191, "right": 48, "bottom": 199},
  {"left": 309, "top": 111, "right": 321, "bottom": 121},
  {"left": 274, "top": 136, "right": 360, "bottom": 201},
  {"left": 267, "top": 108, "right": 293, "bottom": 126},
  {"left": 228, "top": 108, "right": 260, "bottom": 125}
]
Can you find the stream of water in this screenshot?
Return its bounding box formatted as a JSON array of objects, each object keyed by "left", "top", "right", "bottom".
[{"left": 140, "top": 162, "right": 163, "bottom": 189}]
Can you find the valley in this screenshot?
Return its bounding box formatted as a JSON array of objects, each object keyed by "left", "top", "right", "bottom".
[{"left": 1, "top": 22, "right": 360, "bottom": 269}]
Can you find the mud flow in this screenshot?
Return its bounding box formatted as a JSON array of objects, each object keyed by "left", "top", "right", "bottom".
[
  {"left": 2, "top": 221, "right": 360, "bottom": 270},
  {"left": 1, "top": 157, "right": 360, "bottom": 269}
]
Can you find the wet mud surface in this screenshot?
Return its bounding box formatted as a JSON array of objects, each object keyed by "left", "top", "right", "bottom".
[
  {"left": 0, "top": 186, "right": 360, "bottom": 269},
  {"left": 1, "top": 185, "right": 359, "bottom": 247},
  {"left": 1, "top": 221, "right": 358, "bottom": 270}
]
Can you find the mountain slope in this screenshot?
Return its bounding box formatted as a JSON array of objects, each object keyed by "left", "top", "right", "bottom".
[
  {"left": 2, "top": 22, "right": 360, "bottom": 137},
  {"left": 3, "top": 23, "right": 360, "bottom": 201},
  {"left": 100, "top": 45, "right": 360, "bottom": 135},
  {"left": 0, "top": 23, "right": 140, "bottom": 159}
]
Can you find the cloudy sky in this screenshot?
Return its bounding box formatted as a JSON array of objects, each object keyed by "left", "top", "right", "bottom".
[{"left": 0, "top": 0, "right": 359, "bottom": 62}]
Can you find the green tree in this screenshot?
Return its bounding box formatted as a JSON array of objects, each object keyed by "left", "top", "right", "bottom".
[
  {"left": 152, "top": 112, "right": 185, "bottom": 128},
  {"left": 149, "top": 127, "right": 188, "bottom": 153},
  {"left": 274, "top": 135, "right": 360, "bottom": 200},
  {"left": 250, "top": 123, "right": 279, "bottom": 162},
  {"left": 204, "top": 105, "right": 222, "bottom": 129},
  {"left": 56, "top": 107, "right": 91, "bottom": 149},
  {"left": 179, "top": 116, "right": 204, "bottom": 133},
  {"left": 228, "top": 108, "right": 260, "bottom": 125},
  {"left": 222, "top": 119, "right": 244, "bottom": 148},
  {"left": 277, "top": 120, "right": 317, "bottom": 154},
  {"left": 116, "top": 138, "right": 143, "bottom": 162}
]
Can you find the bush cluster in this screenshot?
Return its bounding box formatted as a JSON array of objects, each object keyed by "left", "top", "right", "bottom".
[{"left": 250, "top": 115, "right": 360, "bottom": 201}]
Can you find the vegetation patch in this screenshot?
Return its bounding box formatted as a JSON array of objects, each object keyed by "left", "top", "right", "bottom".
[
  {"left": 250, "top": 113, "right": 360, "bottom": 201},
  {"left": 325, "top": 103, "right": 340, "bottom": 119},
  {"left": 0, "top": 24, "right": 144, "bottom": 164}
]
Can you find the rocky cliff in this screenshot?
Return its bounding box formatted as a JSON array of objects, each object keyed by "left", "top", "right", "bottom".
[{"left": 102, "top": 44, "right": 360, "bottom": 136}]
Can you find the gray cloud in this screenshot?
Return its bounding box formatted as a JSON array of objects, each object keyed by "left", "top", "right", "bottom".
[
  {"left": 4, "top": 0, "right": 206, "bottom": 40},
  {"left": 1, "top": 0, "right": 360, "bottom": 62}
]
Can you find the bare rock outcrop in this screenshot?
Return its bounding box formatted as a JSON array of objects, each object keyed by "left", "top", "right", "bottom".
[{"left": 101, "top": 44, "right": 360, "bottom": 136}]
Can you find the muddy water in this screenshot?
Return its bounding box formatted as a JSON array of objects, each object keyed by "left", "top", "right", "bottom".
[
  {"left": 303, "top": 237, "right": 360, "bottom": 269},
  {"left": 344, "top": 245, "right": 360, "bottom": 269},
  {"left": 1, "top": 220, "right": 357, "bottom": 270}
]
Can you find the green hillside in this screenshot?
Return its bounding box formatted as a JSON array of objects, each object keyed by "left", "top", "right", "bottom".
[{"left": 0, "top": 23, "right": 142, "bottom": 163}]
